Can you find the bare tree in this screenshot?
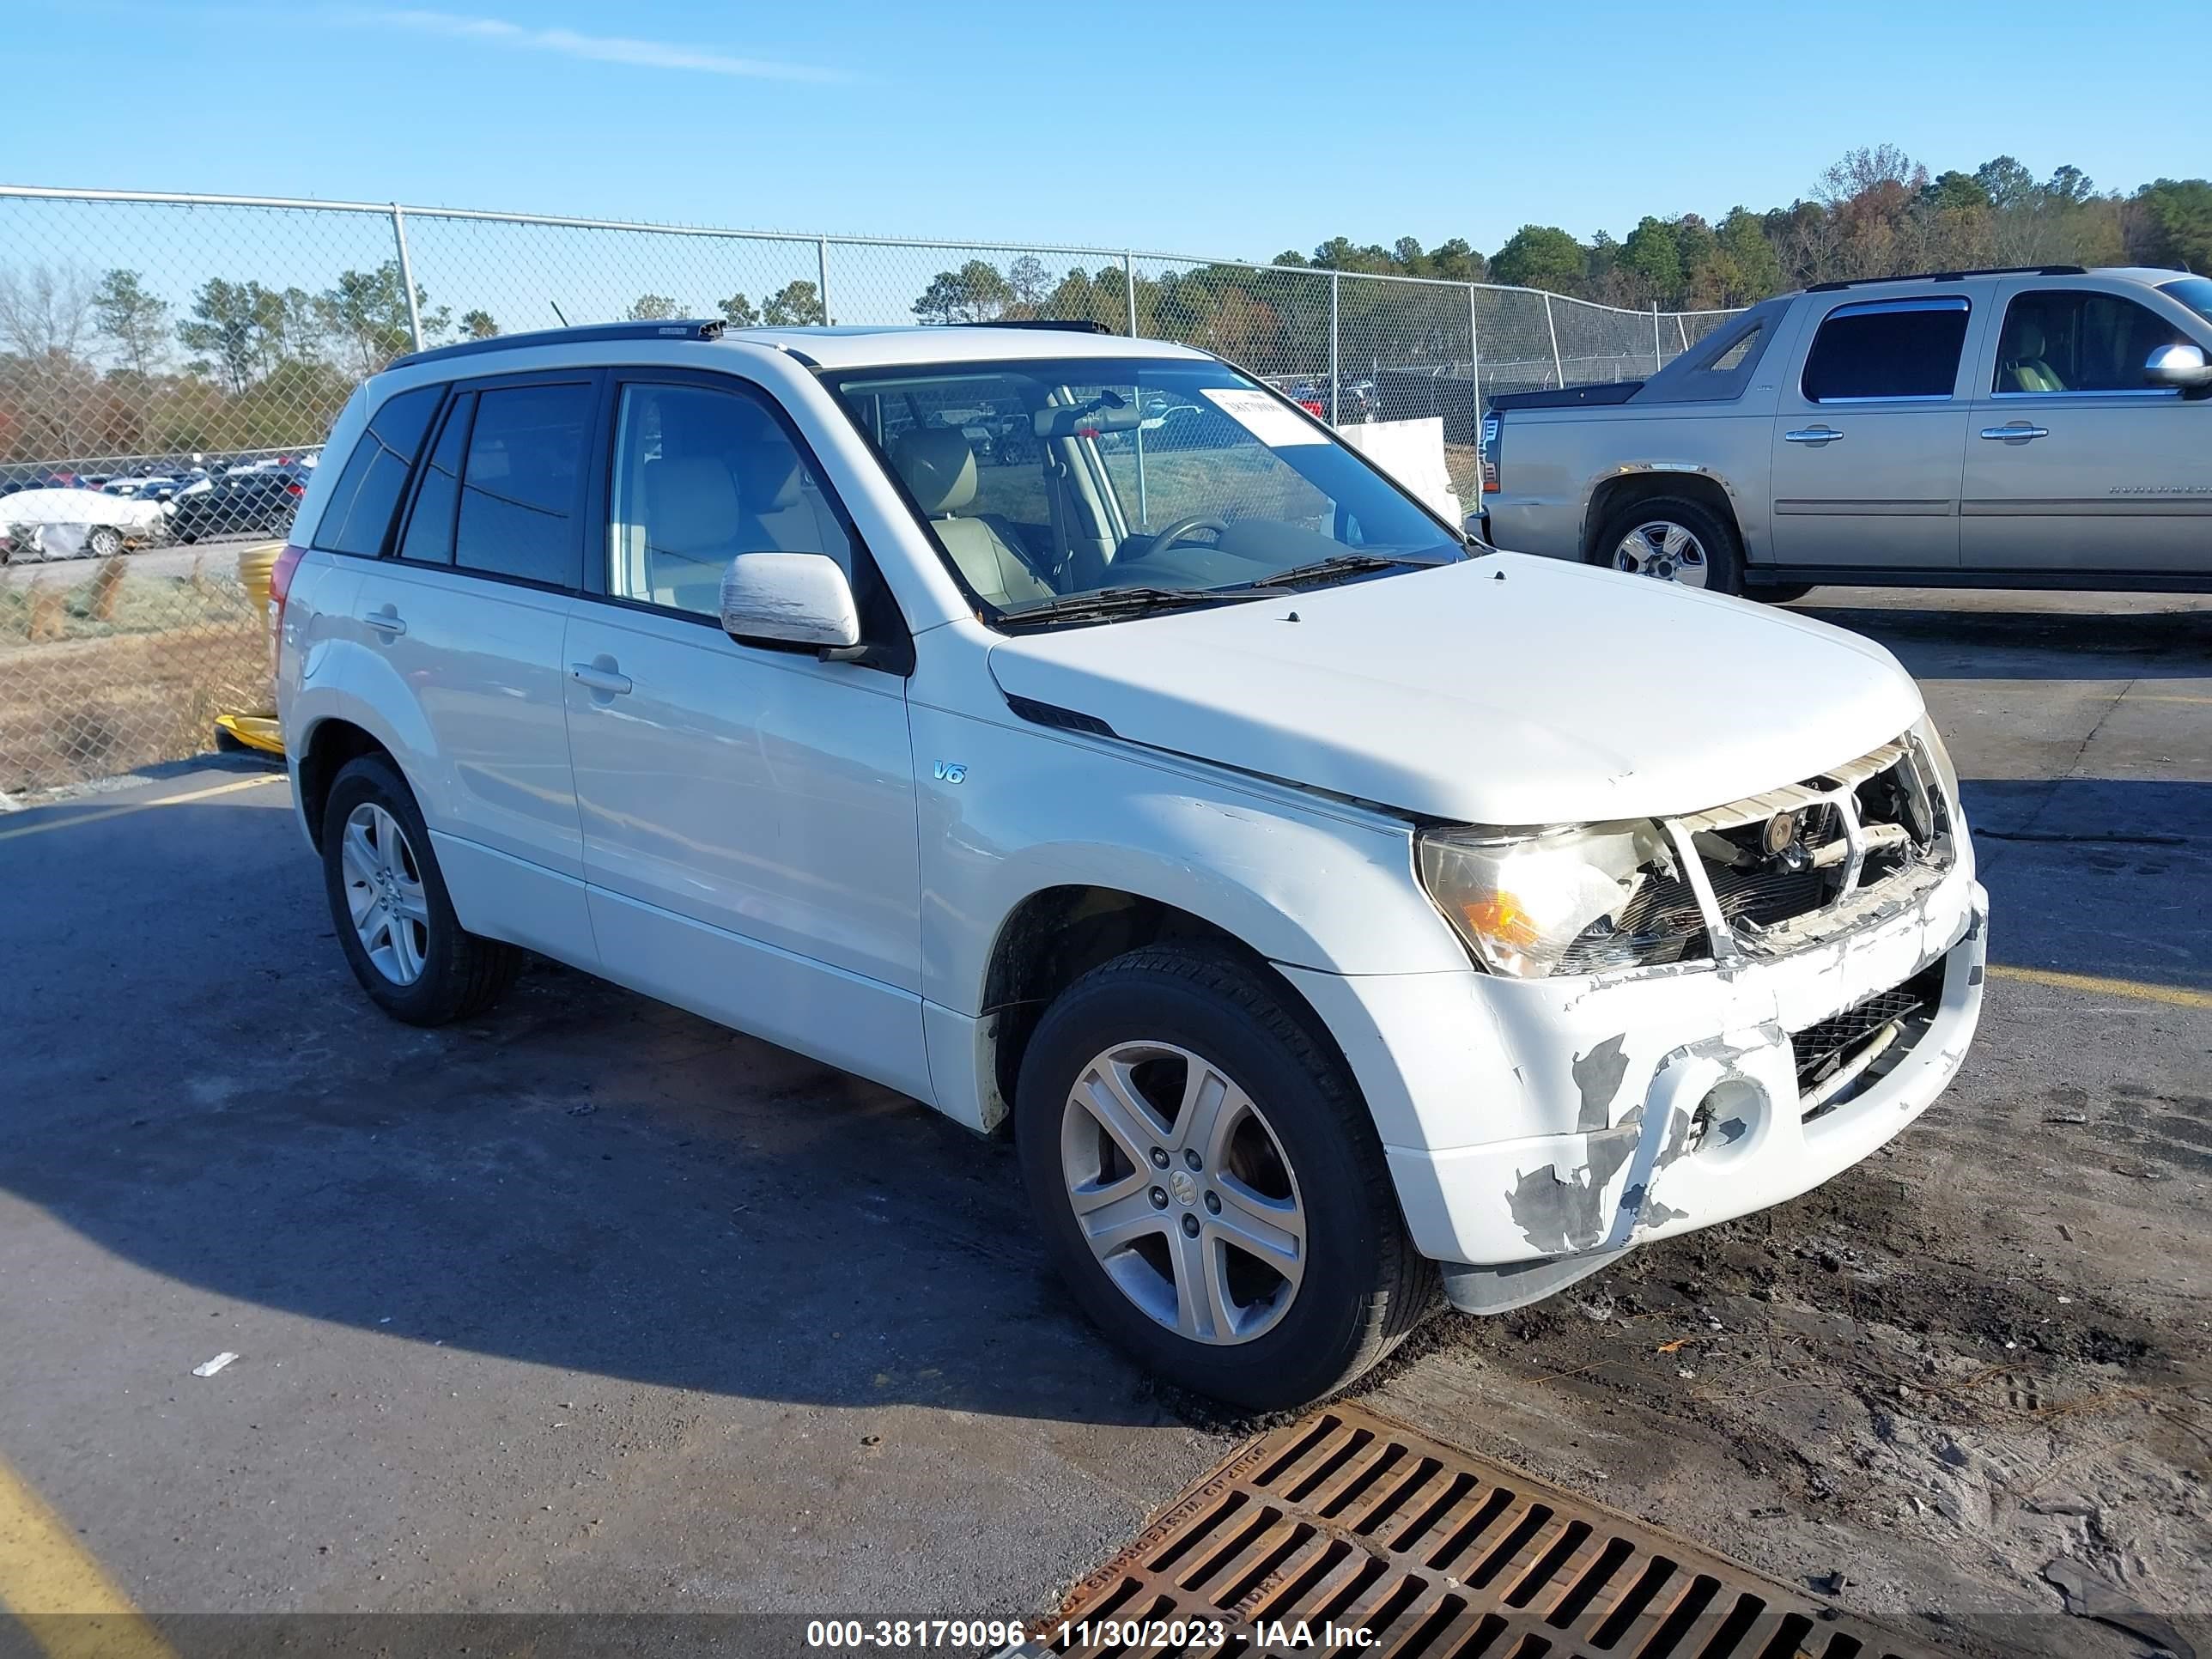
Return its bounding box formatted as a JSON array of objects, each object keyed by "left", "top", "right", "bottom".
[{"left": 0, "top": 264, "right": 97, "bottom": 361}]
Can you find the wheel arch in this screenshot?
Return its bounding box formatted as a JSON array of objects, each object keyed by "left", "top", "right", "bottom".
[
  {"left": 973, "top": 884, "right": 1361, "bottom": 1137},
  {"left": 1582, "top": 469, "right": 1744, "bottom": 563},
  {"left": 294, "top": 713, "right": 403, "bottom": 847}
]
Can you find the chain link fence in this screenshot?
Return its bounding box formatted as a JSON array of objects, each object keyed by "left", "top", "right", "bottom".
[{"left": 0, "top": 185, "right": 1740, "bottom": 795}]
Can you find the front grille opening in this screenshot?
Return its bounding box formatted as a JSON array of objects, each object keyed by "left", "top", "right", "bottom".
[{"left": 1791, "top": 959, "right": 1946, "bottom": 1115}]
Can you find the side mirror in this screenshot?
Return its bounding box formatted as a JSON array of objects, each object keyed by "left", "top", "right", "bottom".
[
  {"left": 2145, "top": 342, "right": 2212, "bottom": 389},
  {"left": 719, "top": 552, "right": 861, "bottom": 653}
]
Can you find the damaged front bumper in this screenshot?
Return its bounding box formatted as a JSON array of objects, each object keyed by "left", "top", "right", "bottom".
[{"left": 1289, "top": 859, "right": 1986, "bottom": 1315}]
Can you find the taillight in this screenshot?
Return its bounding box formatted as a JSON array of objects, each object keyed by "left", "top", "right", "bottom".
[
  {"left": 1298, "top": 398, "right": 1325, "bottom": 418},
  {"left": 1480, "top": 411, "right": 1502, "bottom": 494},
  {"left": 268, "top": 543, "right": 307, "bottom": 680},
  {"left": 285, "top": 481, "right": 305, "bottom": 497}
]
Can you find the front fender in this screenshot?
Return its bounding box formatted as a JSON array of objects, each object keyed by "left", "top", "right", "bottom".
[{"left": 908, "top": 702, "right": 1469, "bottom": 1016}]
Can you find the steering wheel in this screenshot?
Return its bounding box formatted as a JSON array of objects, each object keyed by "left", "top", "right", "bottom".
[{"left": 1121, "top": 516, "right": 1228, "bottom": 564}]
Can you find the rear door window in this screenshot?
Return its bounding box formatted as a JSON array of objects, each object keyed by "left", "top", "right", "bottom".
[
  {"left": 453, "top": 380, "right": 594, "bottom": 586},
  {"left": 311, "top": 384, "right": 441, "bottom": 556},
  {"left": 1801, "top": 298, "right": 1970, "bottom": 402}
]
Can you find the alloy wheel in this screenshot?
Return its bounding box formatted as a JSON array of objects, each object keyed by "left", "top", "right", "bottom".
[
  {"left": 340, "top": 802, "right": 430, "bottom": 986},
  {"left": 1612, "top": 520, "right": 1710, "bottom": 586},
  {"left": 1060, "top": 1041, "right": 1306, "bottom": 1345}
]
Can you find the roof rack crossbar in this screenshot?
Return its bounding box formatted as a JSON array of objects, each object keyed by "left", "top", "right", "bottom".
[
  {"left": 1804, "top": 264, "right": 2087, "bottom": 293},
  {"left": 389, "top": 318, "right": 726, "bottom": 370}
]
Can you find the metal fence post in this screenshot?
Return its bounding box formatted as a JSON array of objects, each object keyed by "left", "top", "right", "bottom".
[
  {"left": 1677, "top": 314, "right": 1691, "bottom": 353},
  {"left": 1541, "top": 291, "right": 1563, "bottom": 387},
  {"left": 389, "top": 203, "right": 423, "bottom": 350},
  {"left": 1652, "top": 301, "right": 1662, "bottom": 374},
  {"left": 1466, "top": 283, "right": 1482, "bottom": 446},
  {"left": 817, "top": 237, "right": 832, "bottom": 326},
  {"left": 1122, "top": 252, "right": 1138, "bottom": 337},
  {"left": 1328, "top": 270, "right": 1341, "bottom": 422}
]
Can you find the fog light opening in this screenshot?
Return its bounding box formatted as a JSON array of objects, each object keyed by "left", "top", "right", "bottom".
[{"left": 1689, "top": 1076, "right": 1768, "bottom": 1164}]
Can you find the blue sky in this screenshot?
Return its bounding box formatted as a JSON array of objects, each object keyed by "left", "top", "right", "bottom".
[{"left": 7, "top": 1, "right": 2203, "bottom": 261}]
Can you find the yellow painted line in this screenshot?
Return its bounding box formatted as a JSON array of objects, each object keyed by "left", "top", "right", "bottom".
[
  {"left": 0, "top": 774, "right": 280, "bottom": 843},
  {"left": 0, "top": 1451, "right": 175, "bottom": 1658},
  {"left": 1990, "top": 963, "right": 2212, "bottom": 1011},
  {"left": 2124, "top": 693, "right": 2212, "bottom": 705}
]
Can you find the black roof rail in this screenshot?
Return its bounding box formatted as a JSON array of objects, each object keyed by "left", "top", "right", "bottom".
[
  {"left": 1804, "top": 264, "right": 2087, "bottom": 293},
  {"left": 388, "top": 318, "right": 726, "bottom": 370},
  {"left": 969, "top": 318, "right": 1116, "bottom": 334}
]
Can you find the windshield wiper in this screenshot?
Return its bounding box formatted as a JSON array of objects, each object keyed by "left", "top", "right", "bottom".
[
  {"left": 996, "top": 585, "right": 1259, "bottom": 628},
  {"left": 1236, "top": 550, "right": 1454, "bottom": 592}
]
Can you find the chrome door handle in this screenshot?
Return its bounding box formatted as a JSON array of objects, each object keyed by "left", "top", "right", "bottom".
[
  {"left": 1783, "top": 427, "right": 1844, "bottom": 445},
  {"left": 363, "top": 609, "right": 406, "bottom": 637},
  {"left": 1979, "top": 424, "right": 2050, "bottom": 441},
  {"left": 569, "top": 662, "right": 632, "bottom": 696}
]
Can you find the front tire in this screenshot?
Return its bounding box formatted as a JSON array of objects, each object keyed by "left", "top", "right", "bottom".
[
  {"left": 1016, "top": 946, "right": 1434, "bottom": 1409},
  {"left": 1592, "top": 494, "right": 1744, "bottom": 595},
  {"left": 321, "top": 754, "right": 520, "bottom": 1025},
  {"left": 86, "top": 525, "right": 124, "bottom": 558}
]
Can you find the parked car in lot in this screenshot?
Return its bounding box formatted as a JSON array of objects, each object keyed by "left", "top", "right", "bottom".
[
  {"left": 167, "top": 465, "right": 309, "bottom": 543},
  {"left": 276, "top": 319, "right": 1985, "bottom": 1407},
  {"left": 0, "top": 485, "right": 167, "bottom": 562},
  {"left": 1478, "top": 264, "right": 2212, "bottom": 596}
]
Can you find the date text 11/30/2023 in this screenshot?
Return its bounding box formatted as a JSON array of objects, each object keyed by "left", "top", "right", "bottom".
[{"left": 804, "top": 1619, "right": 1379, "bottom": 1650}]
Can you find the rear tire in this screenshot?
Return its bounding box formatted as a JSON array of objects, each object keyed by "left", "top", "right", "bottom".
[
  {"left": 321, "top": 754, "right": 520, "bottom": 1025},
  {"left": 1592, "top": 494, "right": 1744, "bottom": 595},
  {"left": 1015, "top": 945, "right": 1435, "bottom": 1410}
]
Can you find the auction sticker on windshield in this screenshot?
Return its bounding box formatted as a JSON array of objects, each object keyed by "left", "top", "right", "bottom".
[{"left": 1200, "top": 386, "right": 1328, "bottom": 446}]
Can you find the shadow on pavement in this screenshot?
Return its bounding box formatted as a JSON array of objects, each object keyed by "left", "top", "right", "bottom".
[
  {"left": 1796, "top": 602, "right": 2212, "bottom": 681},
  {"left": 1965, "top": 776, "right": 2212, "bottom": 989},
  {"left": 2, "top": 786, "right": 1165, "bottom": 1428}
]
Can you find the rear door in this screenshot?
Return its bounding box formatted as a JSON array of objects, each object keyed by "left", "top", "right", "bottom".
[
  {"left": 1766, "top": 289, "right": 1984, "bottom": 571},
  {"left": 353, "top": 370, "right": 602, "bottom": 963},
  {"left": 1963, "top": 279, "right": 2212, "bottom": 574}
]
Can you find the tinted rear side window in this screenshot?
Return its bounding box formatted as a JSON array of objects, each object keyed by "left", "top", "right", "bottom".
[
  {"left": 454, "top": 381, "right": 593, "bottom": 586},
  {"left": 399, "top": 392, "right": 472, "bottom": 565},
  {"left": 311, "top": 385, "right": 441, "bottom": 556},
  {"left": 1802, "top": 299, "right": 1970, "bottom": 402}
]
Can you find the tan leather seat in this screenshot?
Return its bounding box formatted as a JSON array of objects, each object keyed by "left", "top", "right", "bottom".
[{"left": 889, "top": 429, "right": 1054, "bottom": 607}]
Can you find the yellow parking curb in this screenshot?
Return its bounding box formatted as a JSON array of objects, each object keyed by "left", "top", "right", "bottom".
[
  {"left": 0, "top": 1451, "right": 175, "bottom": 1658},
  {"left": 1989, "top": 963, "right": 2212, "bottom": 1011},
  {"left": 0, "top": 774, "right": 281, "bottom": 843}
]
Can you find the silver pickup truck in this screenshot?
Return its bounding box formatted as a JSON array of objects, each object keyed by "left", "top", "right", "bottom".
[{"left": 1475, "top": 264, "right": 2212, "bottom": 597}]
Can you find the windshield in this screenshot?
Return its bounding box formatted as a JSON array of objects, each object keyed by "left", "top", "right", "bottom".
[
  {"left": 825, "top": 356, "right": 1465, "bottom": 623},
  {"left": 2160, "top": 276, "right": 2212, "bottom": 328}
]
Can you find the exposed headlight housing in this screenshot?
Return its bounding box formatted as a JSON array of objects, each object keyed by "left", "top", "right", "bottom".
[
  {"left": 1909, "top": 714, "right": 1960, "bottom": 825},
  {"left": 1417, "top": 821, "right": 1706, "bottom": 979}
]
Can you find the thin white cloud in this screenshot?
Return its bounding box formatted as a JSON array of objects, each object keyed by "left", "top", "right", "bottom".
[{"left": 360, "top": 9, "right": 848, "bottom": 82}]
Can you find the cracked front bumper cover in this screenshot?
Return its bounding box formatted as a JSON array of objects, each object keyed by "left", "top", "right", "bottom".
[{"left": 1427, "top": 878, "right": 1986, "bottom": 1312}]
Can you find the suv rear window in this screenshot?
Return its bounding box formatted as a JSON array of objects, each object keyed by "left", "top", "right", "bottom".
[
  {"left": 1802, "top": 297, "right": 1969, "bottom": 402},
  {"left": 453, "top": 381, "right": 593, "bottom": 586},
  {"left": 311, "top": 385, "right": 441, "bottom": 556}
]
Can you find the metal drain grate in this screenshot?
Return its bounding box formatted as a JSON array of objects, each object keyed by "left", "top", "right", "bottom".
[{"left": 1026, "top": 1404, "right": 1947, "bottom": 1659}]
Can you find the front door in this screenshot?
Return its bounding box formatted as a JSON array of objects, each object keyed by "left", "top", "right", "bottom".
[
  {"left": 1963, "top": 281, "right": 2212, "bottom": 574},
  {"left": 562, "top": 372, "right": 930, "bottom": 1100},
  {"left": 1766, "top": 292, "right": 1980, "bottom": 571}
]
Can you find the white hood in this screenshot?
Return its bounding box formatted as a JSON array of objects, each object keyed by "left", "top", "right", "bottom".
[{"left": 987, "top": 554, "right": 1923, "bottom": 825}]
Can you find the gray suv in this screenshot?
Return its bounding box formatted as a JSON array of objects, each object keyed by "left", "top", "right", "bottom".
[{"left": 1478, "top": 265, "right": 2212, "bottom": 595}]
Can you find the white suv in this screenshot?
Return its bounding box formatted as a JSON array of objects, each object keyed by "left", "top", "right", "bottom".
[{"left": 276, "top": 319, "right": 1986, "bottom": 1408}]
